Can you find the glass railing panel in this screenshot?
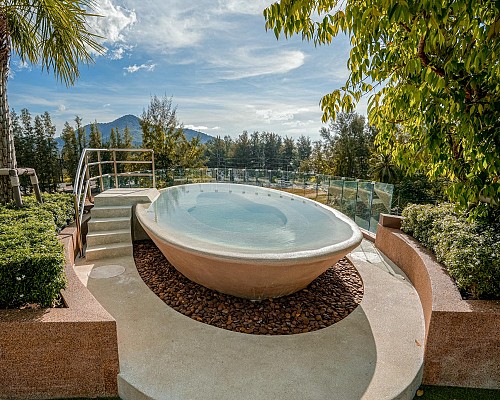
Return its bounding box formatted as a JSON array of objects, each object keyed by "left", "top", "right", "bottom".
[
  {"left": 340, "top": 180, "right": 358, "bottom": 221},
  {"left": 355, "top": 181, "right": 373, "bottom": 231}
]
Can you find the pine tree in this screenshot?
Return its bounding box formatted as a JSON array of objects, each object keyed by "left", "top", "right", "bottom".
[
  {"left": 20, "top": 109, "right": 36, "bottom": 170},
  {"left": 115, "top": 126, "right": 123, "bottom": 148},
  {"left": 109, "top": 127, "right": 117, "bottom": 148},
  {"left": 88, "top": 120, "right": 103, "bottom": 173},
  {"left": 75, "top": 115, "right": 86, "bottom": 153},
  {"left": 42, "top": 112, "right": 61, "bottom": 191},
  {"left": 88, "top": 120, "right": 102, "bottom": 149},
  {"left": 261, "top": 132, "right": 282, "bottom": 170},
  {"left": 122, "top": 126, "right": 135, "bottom": 173},
  {"left": 15, "top": 109, "right": 37, "bottom": 192},
  {"left": 249, "top": 132, "right": 261, "bottom": 169},
  {"left": 178, "top": 136, "right": 206, "bottom": 169},
  {"left": 140, "top": 95, "right": 189, "bottom": 171},
  {"left": 11, "top": 109, "right": 30, "bottom": 192},
  {"left": 320, "top": 112, "right": 373, "bottom": 178},
  {"left": 61, "top": 122, "right": 79, "bottom": 184},
  {"left": 123, "top": 126, "right": 133, "bottom": 149},
  {"left": 310, "top": 141, "right": 324, "bottom": 175},
  {"left": 233, "top": 131, "right": 252, "bottom": 168},
  {"left": 33, "top": 115, "right": 47, "bottom": 190},
  {"left": 281, "top": 136, "right": 297, "bottom": 171},
  {"left": 11, "top": 110, "right": 24, "bottom": 171},
  {"left": 204, "top": 136, "right": 227, "bottom": 168},
  {"left": 297, "top": 135, "right": 312, "bottom": 165}
]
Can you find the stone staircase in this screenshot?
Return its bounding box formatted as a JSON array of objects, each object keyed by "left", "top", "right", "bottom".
[{"left": 85, "top": 202, "right": 133, "bottom": 261}]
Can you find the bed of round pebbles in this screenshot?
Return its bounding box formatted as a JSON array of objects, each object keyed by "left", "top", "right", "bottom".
[{"left": 133, "top": 240, "right": 364, "bottom": 335}]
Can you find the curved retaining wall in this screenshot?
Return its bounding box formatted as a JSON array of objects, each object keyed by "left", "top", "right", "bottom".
[
  {"left": 0, "top": 225, "right": 119, "bottom": 399},
  {"left": 375, "top": 214, "right": 500, "bottom": 389}
]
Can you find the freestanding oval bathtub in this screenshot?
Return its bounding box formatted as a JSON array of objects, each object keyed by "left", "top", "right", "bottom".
[{"left": 136, "top": 183, "right": 362, "bottom": 300}]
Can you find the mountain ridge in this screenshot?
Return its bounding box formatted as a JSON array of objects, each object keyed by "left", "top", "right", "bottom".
[{"left": 55, "top": 114, "right": 214, "bottom": 150}]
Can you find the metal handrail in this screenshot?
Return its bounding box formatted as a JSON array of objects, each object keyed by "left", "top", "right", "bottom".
[{"left": 73, "top": 148, "right": 155, "bottom": 256}]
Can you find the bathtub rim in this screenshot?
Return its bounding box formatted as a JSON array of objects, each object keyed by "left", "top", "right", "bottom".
[{"left": 136, "top": 183, "right": 363, "bottom": 265}]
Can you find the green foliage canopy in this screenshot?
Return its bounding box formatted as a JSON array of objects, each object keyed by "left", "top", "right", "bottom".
[
  {"left": 264, "top": 0, "right": 500, "bottom": 217},
  {"left": 320, "top": 112, "right": 374, "bottom": 178},
  {"left": 140, "top": 95, "right": 206, "bottom": 172}
]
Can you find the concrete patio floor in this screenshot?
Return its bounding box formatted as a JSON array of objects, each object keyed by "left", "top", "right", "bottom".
[{"left": 75, "top": 239, "right": 425, "bottom": 400}]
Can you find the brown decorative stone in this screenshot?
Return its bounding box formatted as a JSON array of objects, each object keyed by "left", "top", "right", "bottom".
[{"left": 133, "top": 240, "right": 364, "bottom": 336}]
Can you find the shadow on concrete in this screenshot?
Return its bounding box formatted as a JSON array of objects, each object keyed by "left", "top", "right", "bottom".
[{"left": 117, "top": 303, "right": 377, "bottom": 400}]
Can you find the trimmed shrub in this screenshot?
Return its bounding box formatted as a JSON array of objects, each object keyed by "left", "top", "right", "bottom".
[
  {"left": 20, "top": 193, "right": 75, "bottom": 231},
  {"left": 0, "top": 205, "right": 66, "bottom": 308},
  {"left": 402, "top": 204, "right": 500, "bottom": 299}
]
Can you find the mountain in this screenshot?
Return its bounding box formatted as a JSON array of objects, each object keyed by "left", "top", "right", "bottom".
[{"left": 55, "top": 114, "right": 214, "bottom": 151}]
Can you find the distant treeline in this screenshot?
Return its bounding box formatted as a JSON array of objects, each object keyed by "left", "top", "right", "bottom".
[
  {"left": 204, "top": 112, "right": 376, "bottom": 180},
  {"left": 10, "top": 106, "right": 396, "bottom": 187},
  {"left": 12, "top": 99, "right": 448, "bottom": 208}
]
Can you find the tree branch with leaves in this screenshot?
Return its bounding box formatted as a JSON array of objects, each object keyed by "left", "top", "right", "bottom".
[{"left": 264, "top": 0, "right": 500, "bottom": 219}]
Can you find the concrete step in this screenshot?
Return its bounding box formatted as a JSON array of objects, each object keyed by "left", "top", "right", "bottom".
[
  {"left": 86, "top": 242, "right": 133, "bottom": 261},
  {"left": 86, "top": 229, "right": 132, "bottom": 247},
  {"left": 88, "top": 217, "right": 131, "bottom": 232},
  {"left": 91, "top": 205, "right": 132, "bottom": 219},
  {"left": 93, "top": 188, "right": 159, "bottom": 207}
]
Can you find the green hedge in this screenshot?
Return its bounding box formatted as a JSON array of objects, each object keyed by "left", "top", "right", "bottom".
[
  {"left": 0, "top": 195, "right": 69, "bottom": 308},
  {"left": 20, "top": 193, "right": 75, "bottom": 231},
  {"left": 401, "top": 204, "right": 500, "bottom": 299}
]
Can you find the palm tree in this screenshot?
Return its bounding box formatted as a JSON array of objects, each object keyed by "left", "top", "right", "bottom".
[
  {"left": 369, "top": 152, "right": 401, "bottom": 184},
  {"left": 0, "top": 0, "right": 103, "bottom": 204}
]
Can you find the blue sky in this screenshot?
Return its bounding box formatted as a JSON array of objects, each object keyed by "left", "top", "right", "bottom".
[{"left": 8, "top": 0, "right": 362, "bottom": 141}]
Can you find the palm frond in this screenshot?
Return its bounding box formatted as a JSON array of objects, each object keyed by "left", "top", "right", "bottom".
[{"left": 2, "top": 0, "right": 104, "bottom": 86}]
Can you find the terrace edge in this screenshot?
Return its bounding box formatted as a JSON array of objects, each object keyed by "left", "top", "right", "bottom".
[
  {"left": 375, "top": 214, "right": 500, "bottom": 389},
  {"left": 0, "top": 224, "right": 119, "bottom": 400}
]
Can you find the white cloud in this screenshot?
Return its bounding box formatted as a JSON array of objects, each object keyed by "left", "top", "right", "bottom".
[
  {"left": 86, "top": 0, "right": 136, "bottom": 58},
  {"left": 57, "top": 104, "right": 67, "bottom": 112},
  {"left": 211, "top": 47, "right": 306, "bottom": 80},
  {"left": 254, "top": 106, "right": 313, "bottom": 124},
  {"left": 89, "top": 0, "right": 136, "bottom": 44},
  {"left": 255, "top": 109, "right": 294, "bottom": 122},
  {"left": 15, "top": 60, "right": 30, "bottom": 70},
  {"left": 115, "top": 1, "right": 214, "bottom": 51},
  {"left": 185, "top": 124, "right": 221, "bottom": 131},
  {"left": 216, "top": 0, "right": 273, "bottom": 15},
  {"left": 123, "top": 63, "right": 156, "bottom": 74},
  {"left": 6, "top": 59, "right": 31, "bottom": 78},
  {"left": 104, "top": 0, "right": 274, "bottom": 54},
  {"left": 109, "top": 47, "right": 125, "bottom": 60}
]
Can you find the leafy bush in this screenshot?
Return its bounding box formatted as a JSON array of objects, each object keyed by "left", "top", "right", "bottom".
[
  {"left": 0, "top": 203, "right": 67, "bottom": 308},
  {"left": 20, "top": 193, "right": 75, "bottom": 231},
  {"left": 402, "top": 204, "right": 500, "bottom": 299}
]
